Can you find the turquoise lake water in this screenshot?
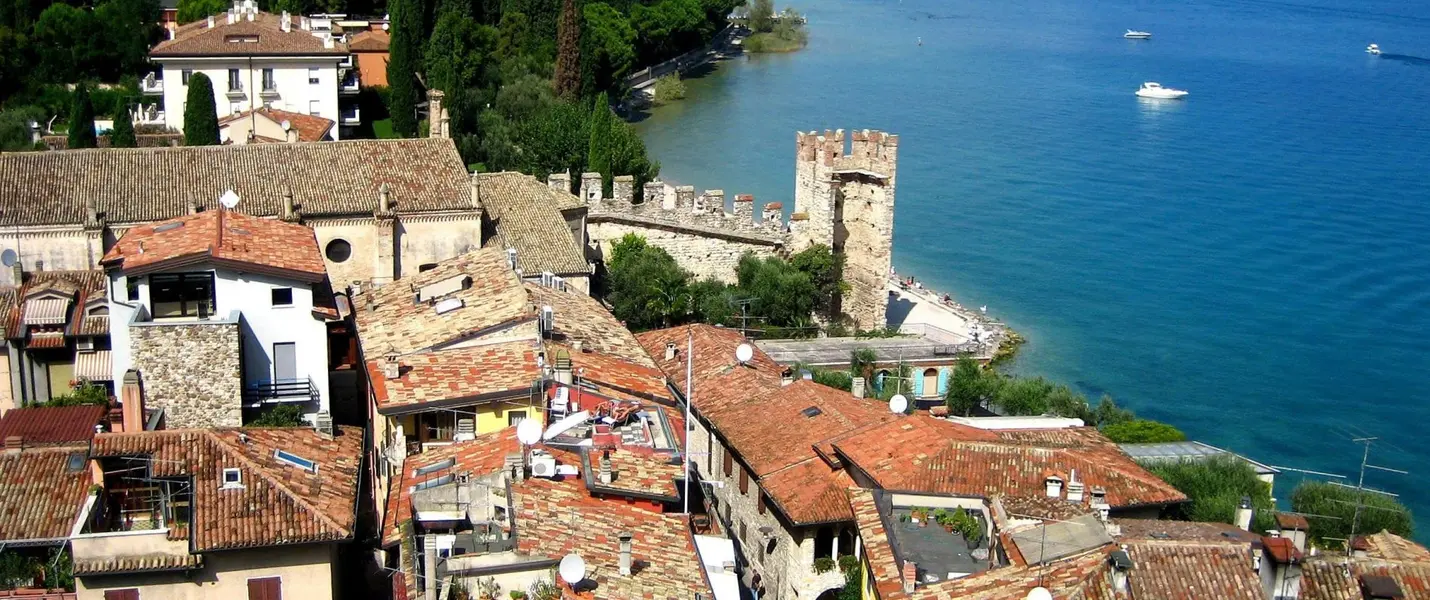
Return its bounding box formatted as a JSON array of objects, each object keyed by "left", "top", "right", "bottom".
[{"left": 634, "top": 0, "right": 1430, "bottom": 526}]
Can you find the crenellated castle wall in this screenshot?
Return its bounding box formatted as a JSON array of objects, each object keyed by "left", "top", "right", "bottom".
[{"left": 579, "top": 128, "right": 898, "bottom": 328}]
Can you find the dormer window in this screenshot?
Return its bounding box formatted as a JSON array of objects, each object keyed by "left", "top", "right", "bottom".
[
  {"left": 221, "top": 467, "right": 243, "bottom": 488},
  {"left": 225, "top": 34, "right": 259, "bottom": 43}
]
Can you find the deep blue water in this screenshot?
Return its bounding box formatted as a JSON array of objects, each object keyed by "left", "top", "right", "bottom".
[{"left": 634, "top": 0, "right": 1430, "bottom": 530}]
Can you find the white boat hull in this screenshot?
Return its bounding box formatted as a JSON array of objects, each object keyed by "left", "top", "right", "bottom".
[
  {"left": 1136, "top": 89, "right": 1188, "bottom": 99},
  {"left": 1124, "top": 33, "right": 1152, "bottom": 39}
]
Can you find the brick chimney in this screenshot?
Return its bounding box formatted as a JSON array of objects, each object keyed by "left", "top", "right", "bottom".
[
  {"left": 121, "top": 370, "right": 144, "bottom": 433},
  {"left": 599, "top": 451, "right": 613, "bottom": 485},
  {"left": 4, "top": 436, "right": 22, "bottom": 454},
  {"left": 1234, "top": 496, "right": 1254, "bottom": 531},
  {"left": 901, "top": 561, "right": 917, "bottom": 593}
]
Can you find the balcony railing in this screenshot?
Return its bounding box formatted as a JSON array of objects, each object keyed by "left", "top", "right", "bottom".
[
  {"left": 225, "top": 84, "right": 245, "bottom": 99},
  {"left": 141, "top": 74, "right": 164, "bottom": 94},
  {"left": 134, "top": 105, "right": 166, "bottom": 126},
  {"left": 243, "top": 376, "right": 319, "bottom": 407},
  {"left": 340, "top": 107, "right": 361, "bottom": 125},
  {"left": 260, "top": 85, "right": 280, "bottom": 99}
]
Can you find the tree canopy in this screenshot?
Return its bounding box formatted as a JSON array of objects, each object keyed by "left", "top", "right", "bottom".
[
  {"left": 552, "top": 0, "right": 581, "bottom": 100},
  {"left": 1144, "top": 455, "right": 1276, "bottom": 532},
  {"left": 385, "top": 0, "right": 423, "bottom": 136},
  {"left": 109, "top": 102, "right": 136, "bottom": 147},
  {"left": 182, "top": 72, "right": 219, "bottom": 145},
  {"left": 66, "top": 83, "right": 96, "bottom": 149},
  {"left": 1292, "top": 481, "right": 1414, "bottom": 546},
  {"left": 1101, "top": 419, "right": 1188, "bottom": 443}
]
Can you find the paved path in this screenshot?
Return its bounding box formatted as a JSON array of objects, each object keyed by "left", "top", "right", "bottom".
[{"left": 885, "top": 278, "right": 1007, "bottom": 356}]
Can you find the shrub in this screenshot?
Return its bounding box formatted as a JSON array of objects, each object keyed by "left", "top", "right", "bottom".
[
  {"left": 1101, "top": 419, "right": 1187, "bottom": 443},
  {"left": 813, "top": 556, "right": 836, "bottom": 574},
  {"left": 248, "top": 405, "right": 304, "bottom": 427},
  {"left": 1144, "top": 455, "right": 1275, "bottom": 532},
  {"left": 45, "top": 382, "right": 109, "bottom": 407},
  {"left": 652, "top": 73, "right": 686, "bottom": 105},
  {"left": 1292, "top": 481, "right": 1413, "bottom": 546}
]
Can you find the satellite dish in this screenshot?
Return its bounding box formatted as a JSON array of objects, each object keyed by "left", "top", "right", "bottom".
[
  {"left": 281, "top": 119, "right": 292, "bottom": 132},
  {"left": 218, "top": 189, "right": 240, "bottom": 209},
  {"left": 558, "top": 553, "right": 587, "bottom": 585},
  {"left": 889, "top": 394, "right": 908, "bottom": 414},
  {"left": 1026, "top": 588, "right": 1053, "bottom": 600},
  {"left": 735, "top": 343, "right": 754, "bottom": 364},
  {"left": 516, "top": 418, "right": 542, "bottom": 445},
  {"left": 0, "top": 249, "right": 16, "bottom": 268}
]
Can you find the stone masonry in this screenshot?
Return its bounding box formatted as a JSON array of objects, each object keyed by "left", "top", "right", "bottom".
[
  {"left": 131, "top": 320, "right": 243, "bottom": 428},
  {"left": 580, "top": 129, "right": 897, "bottom": 328}
]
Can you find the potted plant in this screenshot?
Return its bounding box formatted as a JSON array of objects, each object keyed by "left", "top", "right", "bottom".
[
  {"left": 960, "top": 515, "right": 984, "bottom": 549},
  {"left": 910, "top": 507, "right": 928, "bottom": 527},
  {"left": 932, "top": 509, "right": 952, "bottom": 532}
]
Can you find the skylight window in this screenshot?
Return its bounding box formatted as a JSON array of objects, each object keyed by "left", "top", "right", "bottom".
[
  {"left": 226, "top": 34, "right": 259, "bottom": 43},
  {"left": 154, "top": 222, "right": 185, "bottom": 232},
  {"left": 274, "top": 450, "right": 317, "bottom": 473},
  {"left": 413, "top": 458, "right": 455, "bottom": 477},
  {"left": 411, "top": 474, "right": 454, "bottom": 492},
  {"left": 221, "top": 467, "right": 243, "bottom": 488},
  {"left": 801, "top": 406, "right": 823, "bottom": 418},
  {"left": 66, "top": 453, "right": 85, "bottom": 473}
]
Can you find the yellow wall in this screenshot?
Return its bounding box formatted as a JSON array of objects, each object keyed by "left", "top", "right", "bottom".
[
  {"left": 474, "top": 401, "right": 542, "bottom": 435},
  {"left": 77, "top": 543, "right": 337, "bottom": 600},
  {"left": 48, "top": 360, "right": 74, "bottom": 397}
]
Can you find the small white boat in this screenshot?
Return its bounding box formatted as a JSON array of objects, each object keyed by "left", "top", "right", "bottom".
[
  {"left": 1135, "top": 82, "right": 1188, "bottom": 99},
  {"left": 1367, "top": 43, "right": 1381, "bottom": 55},
  {"left": 1124, "top": 30, "right": 1152, "bottom": 39}
]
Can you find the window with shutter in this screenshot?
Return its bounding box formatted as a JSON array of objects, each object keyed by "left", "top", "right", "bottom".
[
  {"left": 723, "top": 447, "right": 732, "bottom": 477},
  {"left": 739, "top": 468, "right": 749, "bottom": 494},
  {"left": 248, "top": 577, "right": 282, "bottom": 600},
  {"left": 104, "top": 590, "right": 140, "bottom": 600},
  {"left": 758, "top": 490, "right": 766, "bottom": 515}
]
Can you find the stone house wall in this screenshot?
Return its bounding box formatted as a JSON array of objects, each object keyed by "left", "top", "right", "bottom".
[
  {"left": 586, "top": 219, "right": 780, "bottom": 284},
  {"left": 130, "top": 318, "right": 242, "bottom": 428}
]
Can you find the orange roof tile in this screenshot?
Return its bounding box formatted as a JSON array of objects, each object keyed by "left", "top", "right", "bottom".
[
  {"left": 636, "top": 324, "right": 784, "bottom": 412},
  {"left": 1120, "top": 541, "right": 1262, "bottom": 600},
  {"left": 91, "top": 426, "right": 361, "bottom": 552},
  {"left": 707, "top": 379, "right": 895, "bottom": 476},
  {"left": 219, "top": 107, "right": 334, "bottom": 142},
  {"left": 368, "top": 341, "right": 540, "bottom": 415},
  {"left": 101, "top": 209, "right": 326, "bottom": 282},
  {"left": 567, "top": 346, "right": 671, "bottom": 402},
  {"left": 151, "top": 12, "right": 348, "bottom": 57},
  {"left": 0, "top": 406, "right": 107, "bottom": 446},
  {"left": 0, "top": 448, "right": 91, "bottom": 544},
  {"left": 584, "top": 447, "right": 683, "bottom": 501},
  {"left": 760, "top": 459, "right": 858, "bottom": 524},
  {"left": 526, "top": 282, "right": 653, "bottom": 368}
]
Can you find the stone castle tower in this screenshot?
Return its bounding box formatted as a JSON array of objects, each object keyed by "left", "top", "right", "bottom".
[
  {"left": 790, "top": 129, "right": 899, "bottom": 329},
  {"left": 581, "top": 128, "right": 898, "bottom": 330}
]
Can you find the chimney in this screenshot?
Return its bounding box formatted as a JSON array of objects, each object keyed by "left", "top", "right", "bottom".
[
  {"left": 4, "top": 436, "right": 21, "bottom": 454},
  {"left": 422, "top": 535, "right": 438, "bottom": 600},
  {"left": 281, "top": 187, "right": 295, "bottom": 220},
  {"left": 901, "top": 561, "right": 917, "bottom": 594},
  {"left": 1234, "top": 496, "right": 1254, "bottom": 531},
  {"left": 571, "top": 340, "right": 583, "bottom": 353},
  {"left": 1109, "top": 549, "right": 1133, "bottom": 593},
  {"left": 84, "top": 196, "right": 98, "bottom": 226},
  {"left": 207, "top": 15, "right": 214, "bottom": 27},
  {"left": 618, "top": 531, "right": 633, "bottom": 576},
  {"left": 382, "top": 353, "right": 400, "bottom": 379},
  {"left": 553, "top": 349, "right": 572, "bottom": 385},
  {"left": 1045, "top": 475, "right": 1064, "bottom": 498},
  {"left": 547, "top": 171, "right": 571, "bottom": 193},
  {"left": 851, "top": 377, "right": 866, "bottom": 399},
  {"left": 599, "top": 451, "right": 613, "bottom": 485},
  {"left": 226, "top": 10, "right": 235, "bottom": 24},
  {"left": 580, "top": 172, "right": 603, "bottom": 204},
  {"left": 314, "top": 411, "right": 334, "bottom": 439},
  {"left": 121, "top": 370, "right": 144, "bottom": 433},
  {"left": 1066, "top": 470, "right": 1084, "bottom": 503},
  {"left": 664, "top": 341, "right": 677, "bottom": 361},
  {"left": 280, "top": 10, "right": 289, "bottom": 31},
  {"left": 33, "top": 259, "right": 42, "bottom": 272},
  {"left": 187, "top": 199, "right": 199, "bottom": 214},
  {"left": 9, "top": 260, "right": 21, "bottom": 285},
  {"left": 506, "top": 248, "right": 518, "bottom": 270},
  {"left": 781, "top": 368, "right": 794, "bottom": 386},
  {"left": 426, "top": 89, "right": 447, "bottom": 139},
  {"left": 378, "top": 183, "right": 391, "bottom": 213}
]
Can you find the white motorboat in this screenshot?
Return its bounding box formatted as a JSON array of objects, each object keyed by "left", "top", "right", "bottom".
[
  {"left": 1124, "top": 30, "right": 1152, "bottom": 39},
  {"left": 1367, "top": 43, "right": 1381, "bottom": 55},
  {"left": 1135, "top": 82, "right": 1188, "bottom": 99}
]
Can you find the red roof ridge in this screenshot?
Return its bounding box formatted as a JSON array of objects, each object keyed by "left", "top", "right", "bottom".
[{"left": 205, "top": 429, "right": 351, "bottom": 537}]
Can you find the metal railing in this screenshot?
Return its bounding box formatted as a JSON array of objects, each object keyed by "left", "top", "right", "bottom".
[{"left": 243, "top": 376, "right": 318, "bottom": 407}]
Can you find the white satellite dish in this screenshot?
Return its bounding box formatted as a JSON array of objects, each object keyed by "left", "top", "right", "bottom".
[
  {"left": 1026, "top": 587, "right": 1053, "bottom": 600},
  {"left": 218, "top": 189, "right": 240, "bottom": 209},
  {"left": 735, "top": 343, "right": 754, "bottom": 364},
  {"left": 558, "top": 553, "right": 587, "bottom": 585},
  {"left": 0, "top": 249, "right": 16, "bottom": 268},
  {"left": 280, "top": 119, "right": 292, "bottom": 132},
  {"left": 516, "top": 418, "right": 542, "bottom": 445},
  {"left": 888, "top": 394, "right": 908, "bottom": 414}
]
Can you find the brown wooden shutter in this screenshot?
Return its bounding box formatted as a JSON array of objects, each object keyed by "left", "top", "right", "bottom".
[
  {"left": 248, "top": 577, "right": 282, "bottom": 600},
  {"left": 723, "top": 446, "right": 732, "bottom": 476},
  {"left": 758, "top": 490, "right": 766, "bottom": 515},
  {"left": 104, "top": 590, "right": 140, "bottom": 600},
  {"left": 739, "top": 467, "right": 749, "bottom": 494}
]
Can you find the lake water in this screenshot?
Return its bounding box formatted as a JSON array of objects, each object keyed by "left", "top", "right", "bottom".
[{"left": 634, "top": 0, "right": 1430, "bottom": 528}]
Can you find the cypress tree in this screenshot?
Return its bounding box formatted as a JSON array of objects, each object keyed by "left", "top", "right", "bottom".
[
  {"left": 182, "top": 72, "right": 220, "bottom": 146},
  {"left": 110, "top": 104, "right": 137, "bottom": 148},
  {"left": 67, "top": 83, "right": 98, "bottom": 149},
  {"left": 552, "top": 0, "right": 581, "bottom": 100},
  {"left": 587, "top": 93, "right": 612, "bottom": 193},
  {"left": 387, "top": 0, "right": 423, "bottom": 137}
]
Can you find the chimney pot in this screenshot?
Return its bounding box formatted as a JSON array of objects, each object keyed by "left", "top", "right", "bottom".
[
  {"left": 599, "top": 451, "right": 614, "bottom": 485},
  {"left": 618, "top": 531, "right": 634, "bottom": 576},
  {"left": 664, "top": 342, "right": 676, "bottom": 361},
  {"left": 901, "top": 561, "right": 917, "bottom": 593},
  {"left": 121, "top": 370, "right": 144, "bottom": 433},
  {"left": 1234, "top": 495, "right": 1254, "bottom": 531},
  {"left": 382, "top": 353, "right": 400, "bottom": 380}
]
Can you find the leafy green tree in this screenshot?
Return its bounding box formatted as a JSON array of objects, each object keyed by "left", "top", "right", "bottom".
[
  {"left": 581, "top": 2, "right": 635, "bottom": 93},
  {"left": 849, "top": 348, "right": 877, "bottom": 382},
  {"left": 812, "top": 368, "right": 852, "bottom": 392},
  {"left": 0, "top": 551, "right": 39, "bottom": 589},
  {"left": 44, "top": 382, "right": 108, "bottom": 406},
  {"left": 748, "top": 0, "right": 773, "bottom": 32},
  {"left": 109, "top": 103, "right": 136, "bottom": 147},
  {"left": 0, "top": 26, "right": 27, "bottom": 100},
  {"left": 1045, "top": 382, "right": 1092, "bottom": 423},
  {"left": 735, "top": 253, "right": 817, "bottom": 327},
  {"left": 630, "top": 0, "right": 704, "bottom": 62},
  {"left": 93, "top": 0, "right": 160, "bottom": 80},
  {"left": 688, "top": 277, "right": 734, "bottom": 325},
  {"left": 496, "top": 10, "right": 533, "bottom": 59},
  {"left": 66, "top": 83, "right": 97, "bottom": 149},
  {"left": 1145, "top": 455, "right": 1276, "bottom": 532},
  {"left": 945, "top": 357, "right": 998, "bottom": 416},
  {"left": 175, "top": 0, "right": 226, "bottom": 24},
  {"left": 587, "top": 92, "right": 612, "bottom": 189},
  {"left": 182, "top": 72, "right": 219, "bottom": 145},
  {"left": 605, "top": 234, "right": 694, "bottom": 330},
  {"left": 1094, "top": 394, "right": 1134, "bottom": 426},
  {"left": 789, "top": 244, "right": 844, "bottom": 321},
  {"left": 249, "top": 404, "right": 305, "bottom": 426},
  {"left": 0, "top": 108, "right": 38, "bottom": 150},
  {"left": 512, "top": 98, "right": 590, "bottom": 177},
  {"left": 1291, "top": 481, "right": 1413, "bottom": 546},
  {"left": 607, "top": 116, "right": 658, "bottom": 199},
  {"left": 425, "top": 13, "right": 494, "bottom": 94},
  {"left": 387, "top": 0, "right": 423, "bottom": 136},
  {"left": 1101, "top": 419, "right": 1187, "bottom": 443},
  {"left": 31, "top": 4, "right": 96, "bottom": 84},
  {"left": 993, "top": 376, "right": 1053, "bottom": 415},
  {"left": 552, "top": 0, "right": 581, "bottom": 100}
]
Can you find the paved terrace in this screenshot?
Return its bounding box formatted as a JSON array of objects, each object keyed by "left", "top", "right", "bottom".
[
  {"left": 756, "top": 335, "right": 979, "bottom": 367},
  {"left": 886, "top": 276, "right": 1008, "bottom": 357}
]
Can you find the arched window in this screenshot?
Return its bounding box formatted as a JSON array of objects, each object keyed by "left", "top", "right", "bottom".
[
  {"left": 814, "top": 526, "right": 835, "bottom": 560},
  {"left": 922, "top": 368, "right": 939, "bottom": 397}
]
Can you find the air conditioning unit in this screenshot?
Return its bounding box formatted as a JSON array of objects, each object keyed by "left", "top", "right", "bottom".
[
  {"left": 529, "top": 451, "right": 557, "bottom": 478},
  {"left": 539, "top": 306, "right": 554, "bottom": 335},
  {"left": 76, "top": 338, "right": 95, "bottom": 351}
]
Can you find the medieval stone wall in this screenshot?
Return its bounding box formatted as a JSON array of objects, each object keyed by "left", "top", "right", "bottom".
[{"left": 131, "top": 319, "right": 242, "bottom": 428}]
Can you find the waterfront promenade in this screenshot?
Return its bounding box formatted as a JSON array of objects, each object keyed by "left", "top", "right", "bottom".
[{"left": 885, "top": 275, "right": 1010, "bottom": 360}]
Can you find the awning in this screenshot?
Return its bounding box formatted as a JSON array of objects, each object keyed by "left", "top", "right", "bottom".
[
  {"left": 22, "top": 298, "right": 70, "bottom": 325},
  {"left": 75, "top": 351, "right": 113, "bottom": 381},
  {"left": 26, "top": 331, "right": 66, "bottom": 349}
]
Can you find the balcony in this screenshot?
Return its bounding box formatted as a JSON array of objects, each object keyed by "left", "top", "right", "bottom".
[
  {"left": 141, "top": 73, "right": 164, "bottom": 95},
  {"left": 339, "top": 54, "right": 354, "bottom": 68},
  {"left": 243, "top": 376, "right": 319, "bottom": 408},
  {"left": 260, "top": 85, "right": 281, "bottom": 100},
  {"left": 340, "top": 106, "right": 361, "bottom": 125},
  {"left": 339, "top": 71, "right": 360, "bottom": 94},
  {"left": 71, "top": 485, "right": 201, "bottom": 576},
  {"left": 225, "top": 84, "right": 246, "bottom": 100},
  {"left": 134, "top": 105, "right": 165, "bottom": 126}
]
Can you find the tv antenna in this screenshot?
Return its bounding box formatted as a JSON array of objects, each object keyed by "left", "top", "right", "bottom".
[{"left": 1333, "top": 436, "right": 1409, "bottom": 558}]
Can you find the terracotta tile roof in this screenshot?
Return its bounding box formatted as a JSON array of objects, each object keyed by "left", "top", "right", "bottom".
[
  {"left": 1275, "top": 512, "right": 1310, "bottom": 531},
  {"left": 0, "top": 448, "right": 92, "bottom": 544},
  {"left": 91, "top": 426, "right": 361, "bottom": 551},
  {"left": 0, "top": 139, "right": 472, "bottom": 227},
  {"left": 1001, "top": 493, "right": 1098, "bottom": 522},
  {"left": 381, "top": 427, "right": 522, "bottom": 547},
  {"left": 102, "top": 209, "right": 326, "bottom": 281},
  {"left": 708, "top": 380, "right": 894, "bottom": 476},
  {"left": 836, "top": 425, "right": 1186, "bottom": 509},
  {"left": 1303, "top": 556, "right": 1430, "bottom": 600},
  {"left": 72, "top": 553, "right": 204, "bottom": 575},
  {"left": 219, "top": 107, "right": 335, "bottom": 142},
  {"left": 513, "top": 475, "right": 711, "bottom": 600},
  {"left": 0, "top": 270, "right": 104, "bottom": 340},
  {"left": 1120, "top": 541, "right": 1261, "bottom": 600},
  {"left": 354, "top": 248, "right": 531, "bottom": 355},
  {"left": 566, "top": 345, "right": 668, "bottom": 401},
  {"left": 0, "top": 406, "right": 107, "bottom": 446},
  {"left": 1113, "top": 519, "right": 1259, "bottom": 544},
  {"left": 849, "top": 488, "right": 910, "bottom": 599},
  {"left": 151, "top": 12, "right": 348, "bottom": 57},
  {"left": 349, "top": 29, "right": 389, "bottom": 51},
  {"left": 526, "top": 283, "right": 655, "bottom": 368},
  {"left": 760, "top": 458, "right": 858, "bottom": 524},
  {"left": 910, "top": 547, "right": 1114, "bottom": 600},
  {"left": 1358, "top": 531, "right": 1430, "bottom": 563},
  {"left": 636, "top": 324, "right": 784, "bottom": 412},
  {"left": 585, "top": 447, "right": 683, "bottom": 501},
  {"left": 367, "top": 341, "right": 540, "bottom": 415},
  {"left": 476, "top": 172, "right": 589, "bottom": 276}
]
